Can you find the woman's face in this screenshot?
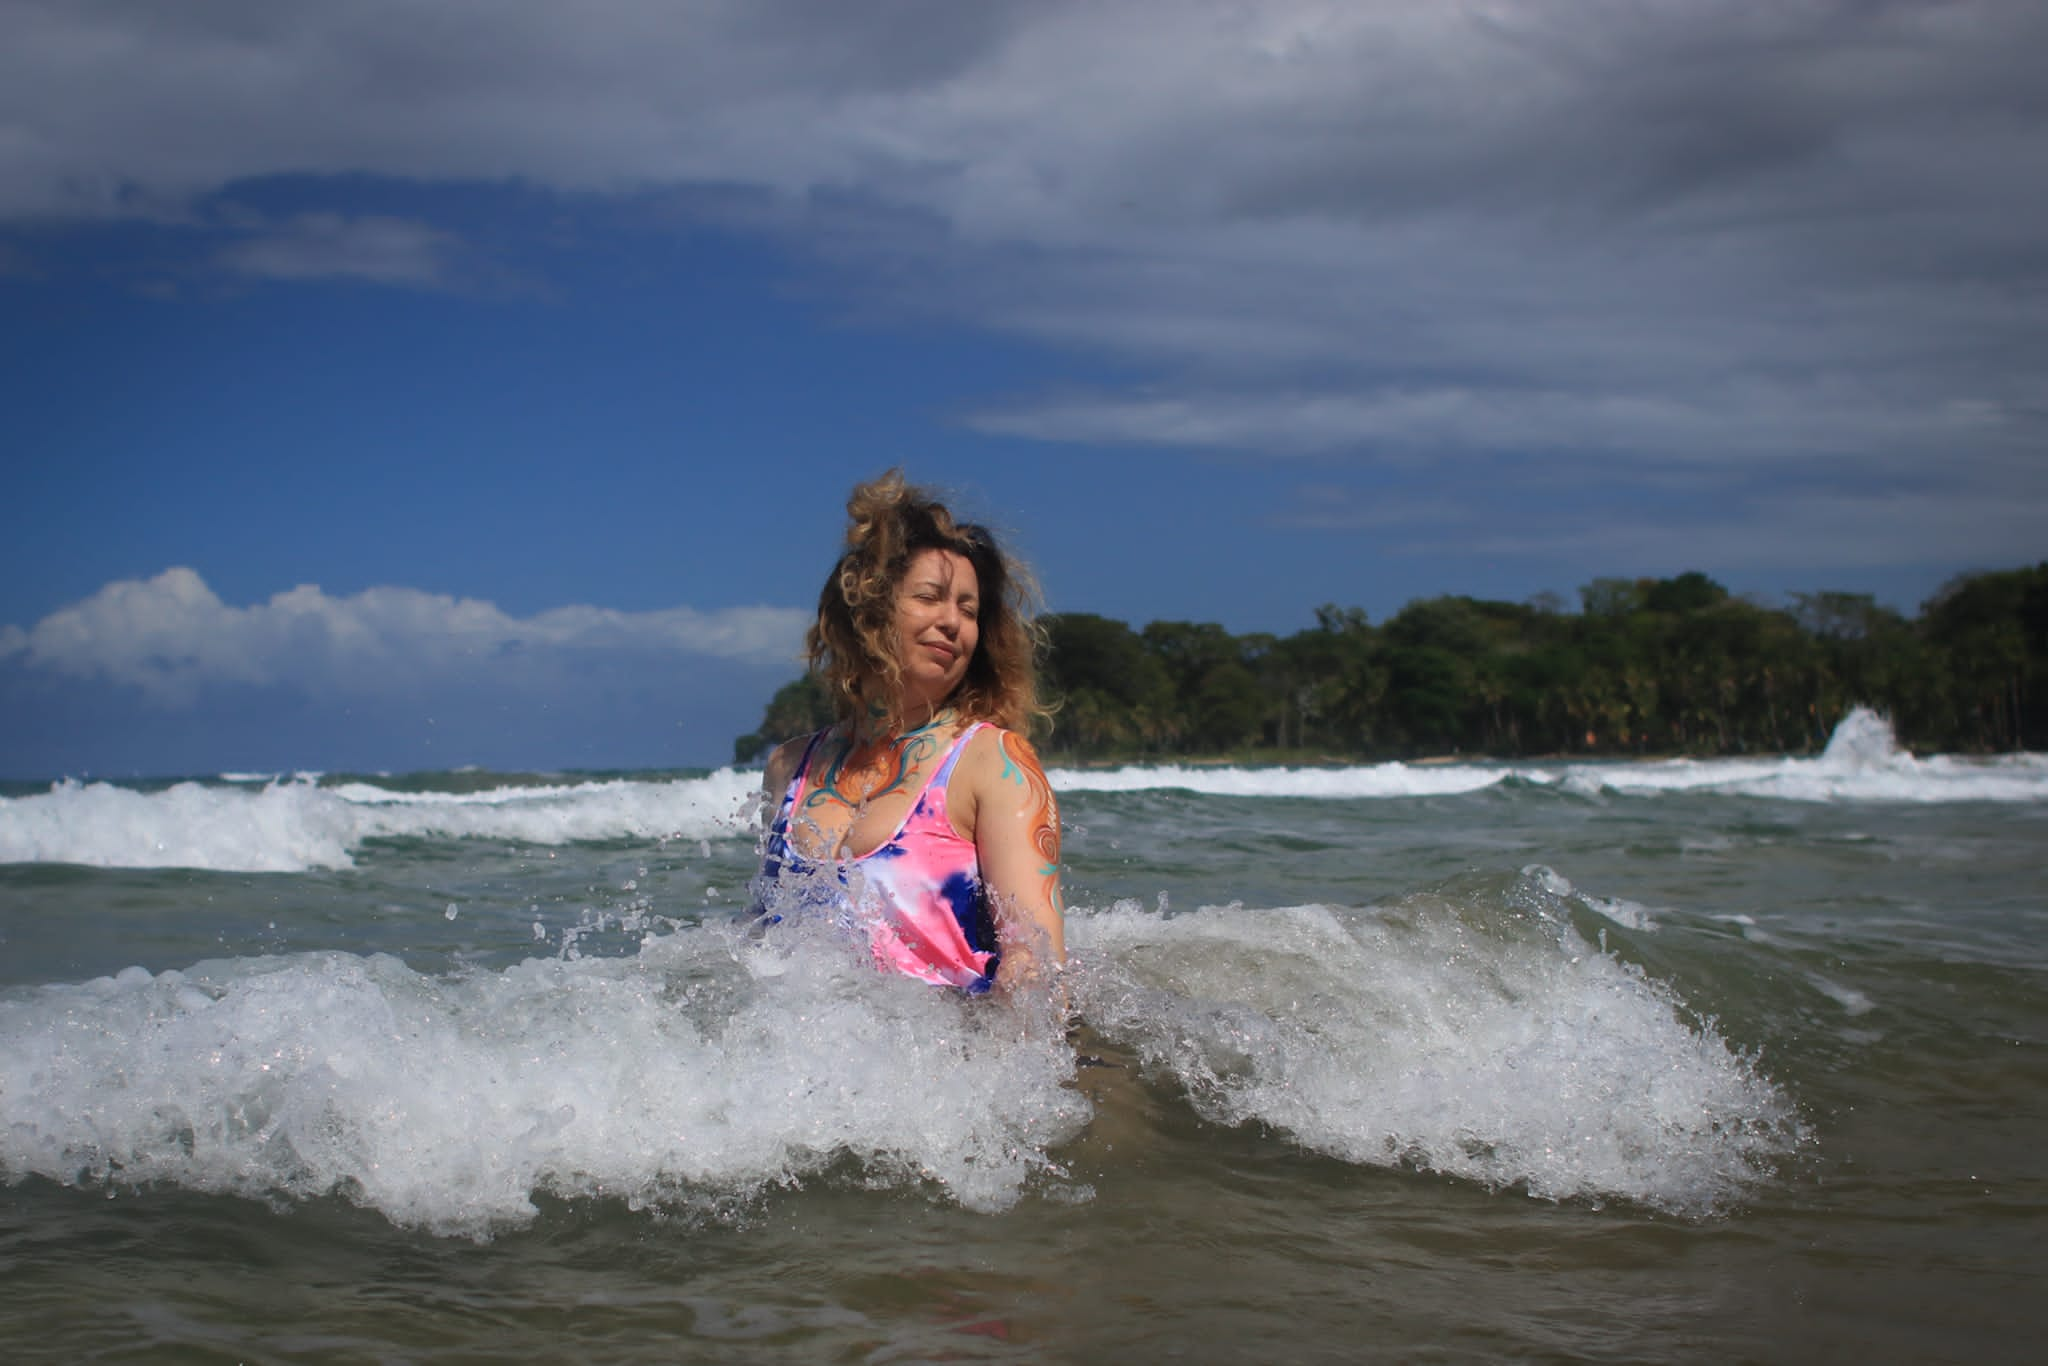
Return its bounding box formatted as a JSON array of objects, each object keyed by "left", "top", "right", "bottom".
[{"left": 893, "top": 547, "right": 980, "bottom": 714}]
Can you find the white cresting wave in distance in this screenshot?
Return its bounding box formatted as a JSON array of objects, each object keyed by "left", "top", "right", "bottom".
[
  {"left": 1555, "top": 707, "right": 2048, "bottom": 803},
  {"left": 0, "top": 770, "right": 764, "bottom": 873},
  {"left": 1051, "top": 709, "right": 2048, "bottom": 805},
  {"left": 1050, "top": 760, "right": 1520, "bottom": 798},
  {"left": 3, "top": 712, "right": 2040, "bottom": 871}
]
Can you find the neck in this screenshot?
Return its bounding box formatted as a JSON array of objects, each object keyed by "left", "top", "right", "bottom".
[{"left": 853, "top": 702, "right": 955, "bottom": 747}]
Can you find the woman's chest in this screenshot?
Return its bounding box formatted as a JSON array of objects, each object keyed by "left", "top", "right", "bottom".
[{"left": 787, "top": 728, "right": 975, "bottom": 860}]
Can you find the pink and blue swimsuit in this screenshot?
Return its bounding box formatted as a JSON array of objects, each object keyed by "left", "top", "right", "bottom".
[{"left": 756, "top": 722, "right": 1000, "bottom": 993}]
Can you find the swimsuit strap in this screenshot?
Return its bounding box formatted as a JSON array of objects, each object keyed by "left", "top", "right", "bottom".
[{"left": 926, "top": 721, "right": 984, "bottom": 793}]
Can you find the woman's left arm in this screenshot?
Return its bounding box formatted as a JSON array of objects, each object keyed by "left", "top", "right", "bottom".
[{"left": 966, "top": 728, "right": 1066, "bottom": 993}]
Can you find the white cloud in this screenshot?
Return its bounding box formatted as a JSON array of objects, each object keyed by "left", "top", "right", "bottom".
[
  {"left": 966, "top": 380, "right": 1997, "bottom": 464},
  {"left": 1343, "top": 482, "right": 2048, "bottom": 577},
  {"left": 217, "top": 213, "right": 455, "bottom": 287},
  {"left": 0, "top": 568, "right": 809, "bottom": 705}
]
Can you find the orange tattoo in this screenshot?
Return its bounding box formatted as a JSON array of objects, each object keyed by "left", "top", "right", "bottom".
[
  {"left": 997, "top": 731, "right": 1062, "bottom": 910},
  {"left": 804, "top": 713, "right": 949, "bottom": 813}
]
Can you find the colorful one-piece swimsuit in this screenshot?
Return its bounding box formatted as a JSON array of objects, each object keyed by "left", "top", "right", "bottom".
[{"left": 757, "top": 722, "right": 1000, "bottom": 993}]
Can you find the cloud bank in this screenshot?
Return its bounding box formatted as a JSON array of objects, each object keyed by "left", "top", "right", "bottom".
[{"left": 0, "top": 568, "right": 808, "bottom": 706}]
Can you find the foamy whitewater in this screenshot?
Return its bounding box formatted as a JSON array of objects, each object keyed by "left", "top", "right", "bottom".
[
  {"left": 6, "top": 709, "right": 2039, "bottom": 874},
  {"left": 3, "top": 710, "right": 2045, "bottom": 1362},
  {"left": 0, "top": 769, "right": 762, "bottom": 872}
]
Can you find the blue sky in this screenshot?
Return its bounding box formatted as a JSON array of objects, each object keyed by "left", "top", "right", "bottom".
[{"left": 4, "top": 1, "right": 2044, "bottom": 777}]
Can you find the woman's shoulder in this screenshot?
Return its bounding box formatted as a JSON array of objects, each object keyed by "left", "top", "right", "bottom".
[
  {"left": 957, "top": 718, "right": 1011, "bottom": 748},
  {"left": 954, "top": 722, "right": 1047, "bottom": 779},
  {"left": 763, "top": 727, "right": 831, "bottom": 793}
]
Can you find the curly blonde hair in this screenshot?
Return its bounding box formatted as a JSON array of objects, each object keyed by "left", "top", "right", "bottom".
[{"left": 808, "top": 470, "right": 1047, "bottom": 736}]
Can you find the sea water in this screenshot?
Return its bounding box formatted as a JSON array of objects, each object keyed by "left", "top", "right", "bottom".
[{"left": 1, "top": 709, "right": 2044, "bottom": 1361}]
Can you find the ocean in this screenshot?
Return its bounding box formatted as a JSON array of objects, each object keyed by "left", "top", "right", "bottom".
[{"left": 2, "top": 709, "right": 2043, "bottom": 1363}]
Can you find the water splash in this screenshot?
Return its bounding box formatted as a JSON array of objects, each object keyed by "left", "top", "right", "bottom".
[
  {"left": 1817, "top": 706, "right": 1908, "bottom": 769},
  {"left": 1068, "top": 871, "right": 1801, "bottom": 1216},
  {"left": 0, "top": 926, "right": 1087, "bottom": 1237}
]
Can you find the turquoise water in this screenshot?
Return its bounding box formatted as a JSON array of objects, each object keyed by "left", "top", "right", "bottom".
[{"left": 2, "top": 715, "right": 2045, "bottom": 1361}]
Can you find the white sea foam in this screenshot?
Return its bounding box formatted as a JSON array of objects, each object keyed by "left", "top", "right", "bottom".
[
  {"left": 0, "top": 925, "right": 1086, "bottom": 1237},
  {"left": 1583, "top": 894, "right": 1661, "bottom": 932},
  {"left": 1068, "top": 878, "right": 1799, "bottom": 1216},
  {"left": 5, "top": 713, "right": 2038, "bottom": 874},
  {"left": 1053, "top": 710, "right": 2048, "bottom": 805},
  {"left": 1049, "top": 761, "right": 1522, "bottom": 798},
  {"left": 0, "top": 770, "right": 763, "bottom": 873},
  {"left": 0, "top": 879, "right": 1793, "bottom": 1231},
  {"left": 1562, "top": 707, "right": 2048, "bottom": 803},
  {"left": 0, "top": 780, "right": 365, "bottom": 872},
  {"left": 1521, "top": 864, "right": 1661, "bottom": 932},
  {"left": 1806, "top": 973, "right": 1876, "bottom": 1017}
]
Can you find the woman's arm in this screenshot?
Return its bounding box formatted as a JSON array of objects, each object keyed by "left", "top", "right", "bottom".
[{"left": 964, "top": 728, "right": 1066, "bottom": 993}]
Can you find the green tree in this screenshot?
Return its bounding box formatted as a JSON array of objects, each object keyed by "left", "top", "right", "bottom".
[
  {"left": 1141, "top": 621, "right": 1250, "bottom": 753},
  {"left": 1266, "top": 606, "right": 1378, "bottom": 751},
  {"left": 731, "top": 563, "right": 2047, "bottom": 762},
  {"left": 1041, "top": 612, "right": 1175, "bottom": 753},
  {"left": 1920, "top": 565, "right": 2048, "bottom": 749},
  {"left": 1644, "top": 571, "right": 1730, "bottom": 615},
  {"left": 1581, "top": 577, "right": 1649, "bottom": 618}
]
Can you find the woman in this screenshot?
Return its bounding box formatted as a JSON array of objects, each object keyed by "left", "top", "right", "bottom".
[{"left": 755, "top": 471, "right": 1065, "bottom": 996}]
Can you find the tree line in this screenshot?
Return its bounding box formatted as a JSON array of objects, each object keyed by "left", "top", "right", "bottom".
[{"left": 733, "top": 564, "right": 2048, "bottom": 763}]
